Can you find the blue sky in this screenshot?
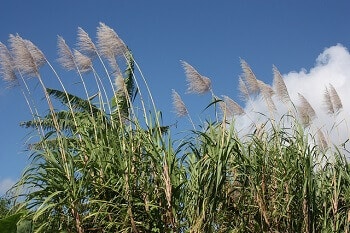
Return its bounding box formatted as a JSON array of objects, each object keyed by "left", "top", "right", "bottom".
[{"left": 1, "top": 0, "right": 350, "bottom": 195}]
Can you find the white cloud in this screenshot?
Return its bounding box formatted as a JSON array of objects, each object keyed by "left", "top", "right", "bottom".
[
  {"left": 234, "top": 44, "right": 350, "bottom": 153},
  {"left": 0, "top": 178, "right": 16, "bottom": 196}
]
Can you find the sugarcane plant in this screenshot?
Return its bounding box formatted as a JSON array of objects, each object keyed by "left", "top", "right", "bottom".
[{"left": 1, "top": 23, "right": 350, "bottom": 233}]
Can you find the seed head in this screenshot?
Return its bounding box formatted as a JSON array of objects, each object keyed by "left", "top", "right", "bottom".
[
  {"left": 273, "top": 65, "right": 291, "bottom": 103},
  {"left": 257, "top": 79, "right": 276, "bottom": 112},
  {"left": 238, "top": 76, "right": 249, "bottom": 101},
  {"left": 0, "top": 42, "right": 18, "bottom": 87},
  {"left": 57, "top": 36, "right": 75, "bottom": 71},
  {"left": 9, "top": 34, "right": 46, "bottom": 77},
  {"left": 172, "top": 89, "right": 188, "bottom": 117},
  {"left": 297, "top": 93, "right": 316, "bottom": 127},
  {"left": 181, "top": 60, "right": 211, "bottom": 94},
  {"left": 73, "top": 49, "right": 92, "bottom": 73},
  {"left": 222, "top": 95, "right": 245, "bottom": 116},
  {"left": 76, "top": 27, "right": 97, "bottom": 58},
  {"left": 329, "top": 84, "right": 342, "bottom": 114},
  {"left": 97, "top": 22, "right": 127, "bottom": 59},
  {"left": 240, "top": 59, "right": 259, "bottom": 94}
]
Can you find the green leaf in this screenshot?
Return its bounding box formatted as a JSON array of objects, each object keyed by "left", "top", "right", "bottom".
[{"left": 0, "top": 213, "right": 22, "bottom": 233}]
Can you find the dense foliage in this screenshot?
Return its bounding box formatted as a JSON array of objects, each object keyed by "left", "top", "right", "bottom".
[{"left": 1, "top": 23, "right": 350, "bottom": 232}]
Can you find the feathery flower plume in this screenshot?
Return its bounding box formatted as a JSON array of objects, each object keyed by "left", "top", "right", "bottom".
[
  {"left": 0, "top": 42, "right": 17, "bottom": 87},
  {"left": 23, "top": 39, "right": 46, "bottom": 67},
  {"left": 57, "top": 36, "right": 75, "bottom": 71},
  {"left": 222, "top": 95, "right": 245, "bottom": 116},
  {"left": 172, "top": 89, "right": 188, "bottom": 117},
  {"left": 323, "top": 86, "right": 334, "bottom": 115},
  {"left": 257, "top": 79, "right": 276, "bottom": 112},
  {"left": 297, "top": 93, "right": 316, "bottom": 127},
  {"left": 97, "top": 23, "right": 127, "bottom": 75},
  {"left": 240, "top": 59, "right": 259, "bottom": 94},
  {"left": 257, "top": 79, "right": 274, "bottom": 98},
  {"left": 181, "top": 61, "right": 211, "bottom": 94},
  {"left": 9, "top": 34, "right": 46, "bottom": 77},
  {"left": 329, "top": 84, "right": 343, "bottom": 114},
  {"left": 76, "top": 27, "right": 97, "bottom": 58},
  {"left": 10, "top": 34, "right": 63, "bottom": 141},
  {"left": 97, "top": 22, "right": 127, "bottom": 59},
  {"left": 73, "top": 49, "right": 92, "bottom": 73},
  {"left": 316, "top": 129, "right": 328, "bottom": 151},
  {"left": 238, "top": 76, "right": 249, "bottom": 101},
  {"left": 272, "top": 65, "right": 291, "bottom": 103},
  {"left": 57, "top": 37, "right": 92, "bottom": 73},
  {"left": 324, "top": 84, "right": 343, "bottom": 115}
]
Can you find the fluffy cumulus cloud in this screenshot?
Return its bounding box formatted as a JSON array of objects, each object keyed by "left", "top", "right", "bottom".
[
  {"left": 0, "top": 177, "right": 15, "bottom": 195},
  {"left": 234, "top": 44, "right": 350, "bottom": 152}
]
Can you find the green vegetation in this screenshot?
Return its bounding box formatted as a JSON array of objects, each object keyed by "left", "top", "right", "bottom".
[
  {"left": 0, "top": 198, "right": 10, "bottom": 218},
  {"left": 1, "top": 23, "right": 350, "bottom": 232}
]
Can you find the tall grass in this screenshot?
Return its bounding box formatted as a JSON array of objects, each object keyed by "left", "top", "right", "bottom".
[{"left": 0, "top": 23, "right": 350, "bottom": 232}]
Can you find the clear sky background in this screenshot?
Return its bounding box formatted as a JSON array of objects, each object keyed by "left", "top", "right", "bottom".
[{"left": 1, "top": 0, "right": 350, "bottom": 195}]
